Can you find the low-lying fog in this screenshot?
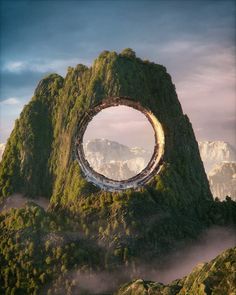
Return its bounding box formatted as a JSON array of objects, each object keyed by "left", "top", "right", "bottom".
[
  {"left": 0, "top": 193, "right": 49, "bottom": 212},
  {"left": 135, "top": 226, "right": 236, "bottom": 283},
  {"left": 67, "top": 226, "right": 236, "bottom": 293},
  {"left": 1, "top": 194, "right": 235, "bottom": 293}
]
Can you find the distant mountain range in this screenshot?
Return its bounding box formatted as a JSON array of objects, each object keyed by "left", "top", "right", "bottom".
[
  {"left": 208, "top": 162, "right": 236, "bottom": 201},
  {"left": 198, "top": 141, "right": 236, "bottom": 200},
  {"left": 85, "top": 139, "right": 236, "bottom": 200},
  {"left": 2, "top": 139, "right": 235, "bottom": 200},
  {"left": 83, "top": 139, "right": 236, "bottom": 200},
  {"left": 83, "top": 138, "right": 152, "bottom": 181},
  {"left": 198, "top": 141, "right": 236, "bottom": 173}
]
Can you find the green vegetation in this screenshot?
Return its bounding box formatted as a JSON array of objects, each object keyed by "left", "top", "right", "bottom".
[
  {"left": 0, "top": 74, "right": 63, "bottom": 199},
  {"left": 0, "top": 49, "right": 210, "bottom": 209},
  {"left": 0, "top": 203, "right": 104, "bottom": 294},
  {"left": 0, "top": 198, "right": 235, "bottom": 294},
  {"left": 116, "top": 247, "right": 236, "bottom": 295},
  {"left": 0, "top": 49, "right": 235, "bottom": 294}
]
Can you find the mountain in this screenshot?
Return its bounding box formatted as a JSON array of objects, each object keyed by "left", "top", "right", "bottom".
[
  {"left": 116, "top": 247, "right": 236, "bottom": 295},
  {"left": 209, "top": 162, "right": 236, "bottom": 201},
  {"left": 0, "top": 143, "right": 5, "bottom": 161},
  {"left": 0, "top": 49, "right": 214, "bottom": 258},
  {"left": 0, "top": 49, "right": 235, "bottom": 294},
  {"left": 198, "top": 141, "right": 236, "bottom": 173},
  {"left": 0, "top": 48, "right": 212, "bottom": 207},
  {"left": 83, "top": 138, "right": 152, "bottom": 180},
  {"left": 199, "top": 141, "right": 236, "bottom": 200}
]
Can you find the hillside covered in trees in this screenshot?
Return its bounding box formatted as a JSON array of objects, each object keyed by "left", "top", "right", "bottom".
[
  {"left": 0, "top": 49, "right": 235, "bottom": 294},
  {"left": 116, "top": 247, "right": 236, "bottom": 295}
]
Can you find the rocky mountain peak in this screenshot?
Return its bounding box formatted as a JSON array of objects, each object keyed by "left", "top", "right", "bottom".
[
  {"left": 198, "top": 141, "right": 236, "bottom": 173},
  {"left": 83, "top": 138, "right": 152, "bottom": 180}
]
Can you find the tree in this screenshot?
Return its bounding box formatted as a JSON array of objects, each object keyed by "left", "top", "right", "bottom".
[{"left": 120, "top": 48, "right": 136, "bottom": 58}]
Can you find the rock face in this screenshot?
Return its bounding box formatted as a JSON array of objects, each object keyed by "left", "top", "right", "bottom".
[
  {"left": 116, "top": 247, "right": 236, "bottom": 295},
  {"left": 83, "top": 139, "right": 152, "bottom": 180},
  {"left": 209, "top": 162, "right": 236, "bottom": 201},
  {"left": 199, "top": 141, "right": 236, "bottom": 173},
  {"left": 0, "top": 143, "right": 5, "bottom": 161}
]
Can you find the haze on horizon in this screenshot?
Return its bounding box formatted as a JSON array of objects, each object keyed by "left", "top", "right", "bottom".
[
  {"left": 0, "top": 0, "right": 235, "bottom": 147},
  {"left": 83, "top": 106, "right": 155, "bottom": 151}
]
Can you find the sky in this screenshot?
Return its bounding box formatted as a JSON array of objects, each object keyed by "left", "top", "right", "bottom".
[
  {"left": 83, "top": 106, "right": 155, "bottom": 150},
  {"left": 0, "top": 0, "right": 235, "bottom": 146}
]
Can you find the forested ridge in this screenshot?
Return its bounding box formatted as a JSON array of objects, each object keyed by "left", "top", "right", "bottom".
[{"left": 0, "top": 49, "right": 235, "bottom": 294}]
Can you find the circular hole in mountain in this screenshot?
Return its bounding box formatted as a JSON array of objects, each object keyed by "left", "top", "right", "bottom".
[{"left": 82, "top": 106, "right": 155, "bottom": 181}]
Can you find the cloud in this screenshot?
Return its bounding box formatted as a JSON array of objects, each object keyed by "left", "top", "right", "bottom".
[
  {"left": 83, "top": 106, "right": 155, "bottom": 149},
  {"left": 157, "top": 40, "right": 236, "bottom": 147},
  {"left": 0, "top": 1, "right": 235, "bottom": 146},
  {"left": 2, "top": 58, "right": 90, "bottom": 75},
  {"left": 3, "top": 61, "right": 25, "bottom": 73},
  {"left": 0, "top": 194, "right": 49, "bottom": 212},
  {"left": 158, "top": 40, "right": 202, "bottom": 54},
  {"left": 0, "top": 97, "right": 21, "bottom": 105},
  {"left": 47, "top": 226, "right": 236, "bottom": 294},
  {"left": 133, "top": 39, "right": 236, "bottom": 147},
  {"left": 136, "top": 226, "right": 236, "bottom": 284},
  {"left": 0, "top": 97, "right": 26, "bottom": 142}
]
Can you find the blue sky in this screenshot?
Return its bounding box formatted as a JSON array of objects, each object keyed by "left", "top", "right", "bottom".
[{"left": 0, "top": 0, "right": 235, "bottom": 146}]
